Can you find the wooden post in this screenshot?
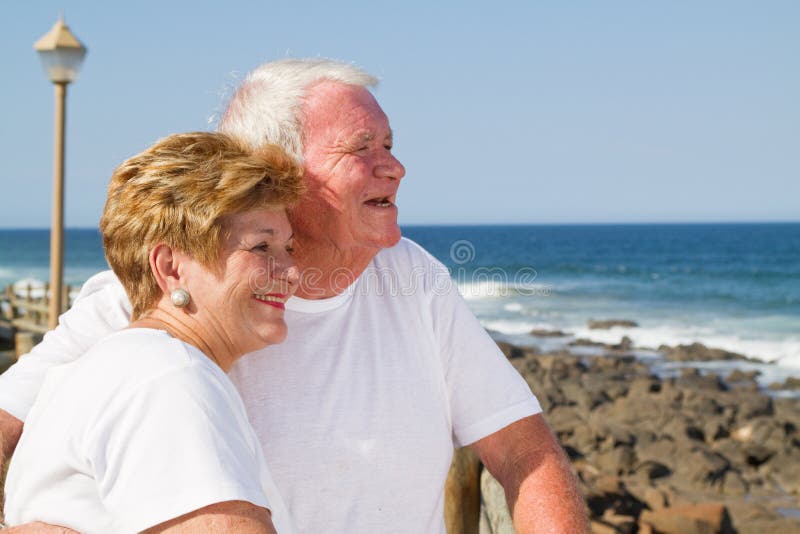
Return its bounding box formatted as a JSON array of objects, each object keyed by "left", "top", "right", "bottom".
[
  {"left": 14, "top": 332, "right": 35, "bottom": 360},
  {"left": 444, "top": 447, "right": 482, "bottom": 534},
  {"left": 47, "top": 81, "right": 67, "bottom": 331}
]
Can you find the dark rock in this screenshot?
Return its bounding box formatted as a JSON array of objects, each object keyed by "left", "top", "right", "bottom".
[
  {"left": 584, "top": 475, "right": 646, "bottom": 518},
  {"left": 633, "top": 460, "right": 672, "bottom": 481},
  {"left": 593, "top": 445, "right": 637, "bottom": 476},
  {"left": 676, "top": 368, "right": 727, "bottom": 392},
  {"left": 661, "top": 342, "right": 752, "bottom": 362},
  {"left": 536, "top": 353, "right": 584, "bottom": 378},
  {"left": 492, "top": 337, "right": 800, "bottom": 531},
  {"left": 547, "top": 405, "right": 586, "bottom": 436},
  {"left": 728, "top": 503, "right": 800, "bottom": 534},
  {"left": 769, "top": 376, "right": 800, "bottom": 390},
  {"left": 721, "top": 470, "right": 749, "bottom": 496},
  {"left": 686, "top": 425, "right": 706, "bottom": 442},
  {"left": 568, "top": 424, "right": 597, "bottom": 455},
  {"left": 726, "top": 369, "right": 760, "bottom": 382},
  {"left": 495, "top": 341, "right": 527, "bottom": 359},
  {"left": 703, "top": 419, "right": 730, "bottom": 442},
  {"left": 569, "top": 338, "right": 605, "bottom": 347},
  {"left": 588, "top": 519, "right": 619, "bottom": 534},
  {"left": 611, "top": 336, "right": 634, "bottom": 351},
  {"left": 559, "top": 380, "right": 607, "bottom": 411},
  {"left": 712, "top": 438, "right": 744, "bottom": 467},
  {"left": 640, "top": 503, "right": 735, "bottom": 534},
  {"left": 678, "top": 447, "right": 731, "bottom": 487},
  {"left": 727, "top": 379, "right": 760, "bottom": 393},
  {"left": 663, "top": 417, "right": 706, "bottom": 443},
  {"left": 600, "top": 509, "right": 637, "bottom": 534},
  {"left": 529, "top": 328, "right": 569, "bottom": 337},
  {"left": 784, "top": 376, "right": 800, "bottom": 389},
  {"left": 633, "top": 485, "right": 670, "bottom": 511},
  {"left": 736, "top": 394, "right": 774, "bottom": 419},
  {"left": 595, "top": 424, "right": 636, "bottom": 451},
  {"left": 682, "top": 390, "right": 724, "bottom": 416},
  {"left": 743, "top": 443, "right": 774, "bottom": 467},
  {"left": 775, "top": 398, "right": 800, "bottom": 430},
  {"left": 588, "top": 319, "right": 639, "bottom": 330},
  {"left": 765, "top": 448, "right": 800, "bottom": 495},
  {"left": 627, "top": 376, "right": 661, "bottom": 397},
  {"left": 562, "top": 444, "right": 583, "bottom": 461}
]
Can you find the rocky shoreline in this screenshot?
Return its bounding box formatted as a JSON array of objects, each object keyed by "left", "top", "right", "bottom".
[{"left": 481, "top": 327, "right": 800, "bottom": 534}]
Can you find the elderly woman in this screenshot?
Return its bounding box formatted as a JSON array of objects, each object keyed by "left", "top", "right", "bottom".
[{"left": 3, "top": 133, "right": 302, "bottom": 533}]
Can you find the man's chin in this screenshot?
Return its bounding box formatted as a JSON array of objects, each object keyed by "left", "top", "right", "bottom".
[{"left": 378, "top": 225, "right": 402, "bottom": 249}]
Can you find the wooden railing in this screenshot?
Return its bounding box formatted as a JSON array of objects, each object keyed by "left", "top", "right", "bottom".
[{"left": 1, "top": 282, "right": 76, "bottom": 339}]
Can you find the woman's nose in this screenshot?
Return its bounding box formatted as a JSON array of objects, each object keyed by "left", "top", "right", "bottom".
[{"left": 282, "top": 263, "right": 300, "bottom": 288}]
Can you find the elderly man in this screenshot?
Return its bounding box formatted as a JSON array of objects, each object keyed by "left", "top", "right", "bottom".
[{"left": 0, "top": 59, "right": 588, "bottom": 533}]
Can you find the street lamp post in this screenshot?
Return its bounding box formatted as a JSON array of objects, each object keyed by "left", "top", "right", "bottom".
[{"left": 34, "top": 17, "right": 87, "bottom": 330}]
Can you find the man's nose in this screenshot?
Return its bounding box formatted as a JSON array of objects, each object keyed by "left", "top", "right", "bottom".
[{"left": 375, "top": 152, "right": 406, "bottom": 181}]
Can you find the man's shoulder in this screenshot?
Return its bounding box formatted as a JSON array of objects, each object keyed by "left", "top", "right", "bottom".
[
  {"left": 74, "top": 269, "right": 127, "bottom": 303},
  {"left": 374, "top": 237, "right": 446, "bottom": 270},
  {"left": 364, "top": 238, "right": 454, "bottom": 300},
  {"left": 63, "top": 270, "right": 131, "bottom": 332}
]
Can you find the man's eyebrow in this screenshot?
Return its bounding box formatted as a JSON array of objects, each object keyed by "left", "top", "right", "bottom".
[
  {"left": 354, "top": 130, "right": 374, "bottom": 142},
  {"left": 254, "top": 228, "right": 275, "bottom": 235}
]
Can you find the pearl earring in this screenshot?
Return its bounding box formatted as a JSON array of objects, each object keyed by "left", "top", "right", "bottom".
[{"left": 170, "top": 288, "right": 191, "bottom": 308}]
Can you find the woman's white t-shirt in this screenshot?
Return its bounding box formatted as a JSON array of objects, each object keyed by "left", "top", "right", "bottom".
[{"left": 4, "top": 328, "right": 294, "bottom": 534}]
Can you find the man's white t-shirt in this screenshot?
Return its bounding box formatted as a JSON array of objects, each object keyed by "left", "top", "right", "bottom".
[
  {"left": 0, "top": 238, "right": 540, "bottom": 533},
  {"left": 3, "top": 329, "right": 294, "bottom": 534}
]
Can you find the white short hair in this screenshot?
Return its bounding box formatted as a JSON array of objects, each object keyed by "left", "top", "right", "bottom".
[{"left": 218, "top": 58, "right": 378, "bottom": 162}]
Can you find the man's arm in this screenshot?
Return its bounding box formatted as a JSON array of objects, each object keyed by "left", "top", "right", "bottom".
[
  {"left": 142, "top": 501, "right": 277, "bottom": 534},
  {"left": 0, "top": 272, "right": 129, "bottom": 457},
  {"left": 1, "top": 501, "right": 276, "bottom": 534},
  {"left": 470, "top": 414, "right": 589, "bottom": 534},
  {"left": 0, "top": 409, "right": 22, "bottom": 469},
  {"left": 3, "top": 523, "right": 78, "bottom": 533}
]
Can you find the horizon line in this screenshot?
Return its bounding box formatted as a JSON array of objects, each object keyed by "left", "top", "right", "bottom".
[{"left": 1, "top": 220, "right": 799, "bottom": 231}]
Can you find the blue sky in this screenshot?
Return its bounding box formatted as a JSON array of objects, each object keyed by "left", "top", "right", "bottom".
[{"left": 1, "top": 1, "right": 798, "bottom": 228}]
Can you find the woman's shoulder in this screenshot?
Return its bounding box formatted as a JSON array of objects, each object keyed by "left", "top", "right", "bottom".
[{"left": 70, "top": 329, "right": 217, "bottom": 392}]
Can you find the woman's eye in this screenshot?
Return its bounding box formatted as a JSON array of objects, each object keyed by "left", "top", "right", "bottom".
[
  {"left": 252, "top": 243, "right": 269, "bottom": 253},
  {"left": 286, "top": 245, "right": 295, "bottom": 256}
]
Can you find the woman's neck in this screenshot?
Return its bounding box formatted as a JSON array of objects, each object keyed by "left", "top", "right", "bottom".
[{"left": 130, "top": 307, "right": 235, "bottom": 372}]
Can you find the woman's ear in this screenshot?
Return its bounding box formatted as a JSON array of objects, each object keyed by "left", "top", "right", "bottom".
[{"left": 149, "top": 244, "right": 182, "bottom": 295}]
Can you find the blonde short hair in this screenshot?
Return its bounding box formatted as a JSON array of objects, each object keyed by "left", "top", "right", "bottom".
[{"left": 100, "top": 132, "right": 303, "bottom": 320}]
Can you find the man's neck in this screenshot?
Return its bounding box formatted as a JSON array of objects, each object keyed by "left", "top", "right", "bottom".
[{"left": 293, "top": 236, "right": 381, "bottom": 299}]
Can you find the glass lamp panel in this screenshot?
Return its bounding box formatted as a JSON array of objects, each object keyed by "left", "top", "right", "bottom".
[{"left": 36, "top": 47, "right": 86, "bottom": 83}]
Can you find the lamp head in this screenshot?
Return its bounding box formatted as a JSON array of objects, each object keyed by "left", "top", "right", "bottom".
[{"left": 34, "top": 17, "right": 87, "bottom": 84}]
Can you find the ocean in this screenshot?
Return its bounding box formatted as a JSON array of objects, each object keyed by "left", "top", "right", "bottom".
[{"left": 2, "top": 223, "right": 799, "bottom": 384}]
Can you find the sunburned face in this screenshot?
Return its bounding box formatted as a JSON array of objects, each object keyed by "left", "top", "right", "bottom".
[
  {"left": 289, "top": 82, "right": 406, "bottom": 254},
  {"left": 181, "top": 208, "right": 298, "bottom": 355}
]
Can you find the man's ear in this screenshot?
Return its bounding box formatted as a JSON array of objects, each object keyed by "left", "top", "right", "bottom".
[{"left": 149, "top": 244, "right": 183, "bottom": 295}]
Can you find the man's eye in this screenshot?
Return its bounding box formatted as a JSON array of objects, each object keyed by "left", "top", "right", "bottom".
[
  {"left": 252, "top": 243, "right": 269, "bottom": 252},
  {"left": 384, "top": 144, "right": 393, "bottom": 151},
  {"left": 286, "top": 245, "right": 295, "bottom": 256}
]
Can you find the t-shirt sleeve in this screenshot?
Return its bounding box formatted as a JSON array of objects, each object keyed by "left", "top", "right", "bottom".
[
  {"left": 428, "top": 262, "right": 541, "bottom": 447},
  {"left": 0, "top": 270, "right": 132, "bottom": 421},
  {"left": 86, "top": 362, "right": 269, "bottom": 532}
]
